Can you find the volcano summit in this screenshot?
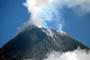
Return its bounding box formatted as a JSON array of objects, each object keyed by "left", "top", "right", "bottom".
[{"left": 0, "top": 25, "right": 89, "bottom": 60}]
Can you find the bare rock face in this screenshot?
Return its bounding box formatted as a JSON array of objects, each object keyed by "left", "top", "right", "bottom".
[{"left": 0, "top": 25, "right": 89, "bottom": 60}]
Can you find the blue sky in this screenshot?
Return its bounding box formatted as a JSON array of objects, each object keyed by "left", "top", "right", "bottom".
[{"left": 0, "top": 0, "right": 90, "bottom": 48}]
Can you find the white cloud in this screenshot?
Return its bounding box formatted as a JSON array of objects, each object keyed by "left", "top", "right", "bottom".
[
  {"left": 44, "top": 49, "right": 90, "bottom": 60},
  {"left": 23, "top": 0, "right": 90, "bottom": 14},
  {"left": 55, "top": 0, "right": 90, "bottom": 15}
]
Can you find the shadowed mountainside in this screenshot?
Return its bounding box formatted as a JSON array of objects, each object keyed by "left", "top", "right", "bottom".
[{"left": 0, "top": 25, "right": 89, "bottom": 60}]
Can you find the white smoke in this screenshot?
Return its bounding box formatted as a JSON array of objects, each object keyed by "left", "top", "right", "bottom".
[
  {"left": 44, "top": 49, "right": 90, "bottom": 60},
  {"left": 23, "top": 0, "right": 90, "bottom": 32},
  {"left": 23, "top": 0, "right": 64, "bottom": 32}
]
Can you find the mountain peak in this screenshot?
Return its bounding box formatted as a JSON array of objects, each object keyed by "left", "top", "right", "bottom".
[{"left": 0, "top": 25, "right": 89, "bottom": 60}]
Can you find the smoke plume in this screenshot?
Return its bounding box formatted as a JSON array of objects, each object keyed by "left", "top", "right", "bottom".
[
  {"left": 23, "top": 0, "right": 64, "bottom": 32},
  {"left": 23, "top": 0, "right": 90, "bottom": 32}
]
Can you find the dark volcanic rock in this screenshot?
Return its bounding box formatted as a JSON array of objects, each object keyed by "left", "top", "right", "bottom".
[{"left": 0, "top": 25, "right": 89, "bottom": 60}]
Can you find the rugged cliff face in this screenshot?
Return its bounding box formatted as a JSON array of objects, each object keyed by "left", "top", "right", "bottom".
[{"left": 0, "top": 25, "right": 88, "bottom": 60}]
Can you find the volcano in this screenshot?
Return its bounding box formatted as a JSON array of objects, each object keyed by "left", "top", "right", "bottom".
[{"left": 0, "top": 25, "right": 88, "bottom": 60}]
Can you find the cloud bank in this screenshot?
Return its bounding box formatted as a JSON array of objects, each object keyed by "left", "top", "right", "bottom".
[
  {"left": 44, "top": 49, "right": 90, "bottom": 60},
  {"left": 23, "top": 0, "right": 90, "bottom": 32}
]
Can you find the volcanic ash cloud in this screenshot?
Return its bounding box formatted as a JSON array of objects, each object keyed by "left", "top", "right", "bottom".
[
  {"left": 23, "top": 0, "right": 64, "bottom": 32},
  {"left": 23, "top": 0, "right": 90, "bottom": 31}
]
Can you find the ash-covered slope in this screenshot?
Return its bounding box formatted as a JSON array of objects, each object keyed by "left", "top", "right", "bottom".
[{"left": 0, "top": 25, "right": 88, "bottom": 60}]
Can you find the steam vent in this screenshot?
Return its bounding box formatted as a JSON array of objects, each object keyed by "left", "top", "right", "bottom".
[{"left": 0, "top": 26, "right": 89, "bottom": 60}]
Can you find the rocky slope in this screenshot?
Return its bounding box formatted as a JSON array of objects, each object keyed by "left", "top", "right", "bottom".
[{"left": 0, "top": 25, "right": 88, "bottom": 60}]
